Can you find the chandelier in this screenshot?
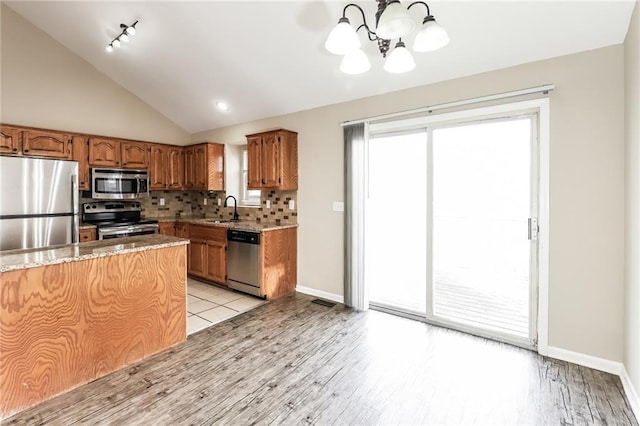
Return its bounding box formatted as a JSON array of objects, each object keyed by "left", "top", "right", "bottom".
[{"left": 325, "top": 1, "right": 449, "bottom": 74}]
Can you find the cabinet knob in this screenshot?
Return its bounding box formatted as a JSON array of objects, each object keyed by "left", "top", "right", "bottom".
[
  {"left": 24, "top": 149, "right": 29, "bottom": 152},
  {"left": 12, "top": 148, "right": 17, "bottom": 152}
]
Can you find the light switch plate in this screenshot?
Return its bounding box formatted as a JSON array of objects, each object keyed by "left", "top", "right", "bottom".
[
  {"left": 266, "top": 200, "right": 271, "bottom": 209},
  {"left": 159, "top": 198, "right": 165, "bottom": 206},
  {"left": 203, "top": 198, "right": 208, "bottom": 205},
  {"left": 217, "top": 198, "right": 222, "bottom": 206},
  {"left": 333, "top": 201, "right": 344, "bottom": 212},
  {"left": 289, "top": 200, "right": 295, "bottom": 210}
]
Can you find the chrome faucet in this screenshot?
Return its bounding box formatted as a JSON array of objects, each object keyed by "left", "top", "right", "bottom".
[{"left": 224, "top": 195, "right": 240, "bottom": 221}]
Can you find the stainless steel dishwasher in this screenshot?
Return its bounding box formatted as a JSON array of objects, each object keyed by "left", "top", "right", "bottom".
[{"left": 227, "top": 229, "right": 262, "bottom": 297}]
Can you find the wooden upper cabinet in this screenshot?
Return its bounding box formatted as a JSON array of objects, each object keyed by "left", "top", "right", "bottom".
[
  {"left": 167, "top": 146, "right": 184, "bottom": 189},
  {"left": 21, "top": 129, "right": 71, "bottom": 159},
  {"left": 71, "top": 135, "right": 90, "bottom": 190},
  {"left": 150, "top": 144, "right": 167, "bottom": 190},
  {"left": 89, "top": 138, "right": 150, "bottom": 169},
  {"left": 194, "top": 145, "right": 207, "bottom": 188},
  {"left": 88, "top": 137, "right": 121, "bottom": 167},
  {"left": 150, "top": 144, "right": 184, "bottom": 190},
  {"left": 184, "top": 143, "right": 224, "bottom": 191},
  {"left": 247, "top": 137, "right": 262, "bottom": 189},
  {"left": 121, "top": 141, "right": 149, "bottom": 169},
  {"left": 246, "top": 129, "right": 298, "bottom": 190},
  {"left": 0, "top": 126, "right": 21, "bottom": 154}
]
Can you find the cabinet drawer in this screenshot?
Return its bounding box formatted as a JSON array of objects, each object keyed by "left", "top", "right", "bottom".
[
  {"left": 188, "top": 224, "right": 226, "bottom": 241},
  {"left": 79, "top": 228, "right": 96, "bottom": 242}
]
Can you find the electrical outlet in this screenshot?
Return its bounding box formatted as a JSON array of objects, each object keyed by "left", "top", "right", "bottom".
[
  {"left": 203, "top": 198, "right": 208, "bottom": 206},
  {"left": 159, "top": 198, "right": 165, "bottom": 206},
  {"left": 333, "top": 201, "right": 344, "bottom": 212},
  {"left": 289, "top": 200, "right": 295, "bottom": 210},
  {"left": 217, "top": 198, "right": 222, "bottom": 206},
  {"left": 266, "top": 200, "right": 271, "bottom": 209}
]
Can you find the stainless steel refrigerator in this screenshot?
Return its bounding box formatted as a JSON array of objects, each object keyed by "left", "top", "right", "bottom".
[{"left": 0, "top": 156, "right": 79, "bottom": 251}]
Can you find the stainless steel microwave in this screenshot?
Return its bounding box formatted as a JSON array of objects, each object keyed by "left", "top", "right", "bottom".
[{"left": 91, "top": 168, "right": 149, "bottom": 200}]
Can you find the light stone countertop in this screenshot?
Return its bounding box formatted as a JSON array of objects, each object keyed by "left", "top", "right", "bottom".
[
  {"left": 0, "top": 235, "right": 189, "bottom": 273},
  {"left": 152, "top": 217, "right": 298, "bottom": 233}
]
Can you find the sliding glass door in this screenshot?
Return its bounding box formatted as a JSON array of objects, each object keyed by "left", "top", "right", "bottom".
[{"left": 365, "top": 114, "right": 539, "bottom": 347}]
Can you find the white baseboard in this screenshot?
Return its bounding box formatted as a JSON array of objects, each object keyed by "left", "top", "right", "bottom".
[
  {"left": 296, "top": 285, "right": 344, "bottom": 304},
  {"left": 621, "top": 366, "right": 640, "bottom": 422},
  {"left": 547, "top": 346, "right": 623, "bottom": 375}
]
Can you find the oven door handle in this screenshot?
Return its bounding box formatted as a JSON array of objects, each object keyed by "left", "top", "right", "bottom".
[{"left": 100, "top": 225, "right": 158, "bottom": 236}]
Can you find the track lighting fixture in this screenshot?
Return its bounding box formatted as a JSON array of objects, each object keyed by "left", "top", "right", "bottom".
[
  {"left": 106, "top": 20, "right": 138, "bottom": 53},
  {"left": 326, "top": 0, "right": 449, "bottom": 74}
]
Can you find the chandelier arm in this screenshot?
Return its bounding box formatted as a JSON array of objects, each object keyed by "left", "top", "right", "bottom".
[
  {"left": 343, "top": 3, "right": 377, "bottom": 34},
  {"left": 407, "top": 1, "right": 430, "bottom": 16}
]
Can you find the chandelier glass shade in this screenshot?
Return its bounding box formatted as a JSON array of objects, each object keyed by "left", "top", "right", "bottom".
[{"left": 325, "top": 1, "right": 449, "bottom": 74}]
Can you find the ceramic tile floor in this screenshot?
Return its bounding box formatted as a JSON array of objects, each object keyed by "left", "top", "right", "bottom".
[{"left": 187, "top": 278, "right": 266, "bottom": 335}]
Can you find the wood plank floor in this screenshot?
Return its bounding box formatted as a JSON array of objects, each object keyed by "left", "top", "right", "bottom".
[
  {"left": 434, "top": 279, "right": 529, "bottom": 338},
  {"left": 2, "top": 292, "right": 637, "bottom": 425}
]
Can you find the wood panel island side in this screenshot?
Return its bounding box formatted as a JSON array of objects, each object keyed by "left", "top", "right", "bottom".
[{"left": 0, "top": 235, "right": 188, "bottom": 420}]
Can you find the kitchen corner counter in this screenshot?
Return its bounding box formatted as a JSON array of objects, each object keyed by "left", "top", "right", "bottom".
[
  {"left": 150, "top": 217, "right": 298, "bottom": 233},
  {"left": 0, "top": 235, "right": 188, "bottom": 273},
  {"left": 0, "top": 235, "right": 188, "bottom": 418}
]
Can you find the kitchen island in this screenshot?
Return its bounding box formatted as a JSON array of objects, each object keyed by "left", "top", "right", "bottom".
[{"left": 0, "top": 235, "right": 188, "bottom": 420}]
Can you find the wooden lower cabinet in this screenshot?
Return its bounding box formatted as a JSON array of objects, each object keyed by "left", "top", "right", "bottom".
[
  {"left": 158, "top": 221, "right": 176, "bottom": 237},
  {"left": 0, "top": 244, "right": 186, "bottom": 418},
  {"left": 181, "top": 223, "right": 297, "bottom": 297},
  {"left": 187, "top": 238, "right": 208, "bottom": 278},
  {"left": 261, "top": 227, "right": 297, "bottom": 299},
  {"left": 206, "top": 240, "right": 226, "bottom": 283},
  {"left": 79, "top": 228, "right": 96, "bottom": 242},
  {"left": 186, "top": 224, "right": 227, "bottom": 285},
  {"left": 175, "top": 223, "right": 188, "bottom": 238}
]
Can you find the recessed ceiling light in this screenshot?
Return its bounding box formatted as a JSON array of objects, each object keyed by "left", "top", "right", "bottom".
[{"left": 216, "top": 101, "right": 229, "bottom": 112}]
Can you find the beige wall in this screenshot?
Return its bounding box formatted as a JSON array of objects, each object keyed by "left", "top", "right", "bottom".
[
  {"left": 194, "top": 45, "right": 626, "bottom": 362},
  {"left": 0, "top": 5, "right": 190, "bottom": 145},
  {"left": 625, "top": 0, "right": 640, "bottom": 400}
]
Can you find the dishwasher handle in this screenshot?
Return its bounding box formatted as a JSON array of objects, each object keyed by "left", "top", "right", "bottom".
[{"left": 227, "top": 229, "right": 260, "bottom": 244}]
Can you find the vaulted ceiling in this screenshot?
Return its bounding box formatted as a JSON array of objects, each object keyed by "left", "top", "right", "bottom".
[{"left": 5, "top": 1, "right": 636, "bottom": 133}]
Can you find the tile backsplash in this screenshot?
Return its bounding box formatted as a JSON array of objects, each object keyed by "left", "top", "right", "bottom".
[
  {"left": 80, "top": 190, "right": 297, "bottom": 225},
  {"left": 140, "top": 190, "right": 297, "bottom": 225}
]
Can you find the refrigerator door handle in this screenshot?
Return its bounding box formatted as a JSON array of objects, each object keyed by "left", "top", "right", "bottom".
[{"left": 72, "top": 174, "right": 79, "bottom": 243}]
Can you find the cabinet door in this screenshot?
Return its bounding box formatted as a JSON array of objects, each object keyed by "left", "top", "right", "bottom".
[
  {"left": 261, "top": 133, "right": 280, "bottom": 188},
  {"left": 167, "top": 147, "right": 184, "bottom": 189},
  {"left": 21, "top": 130, "right": 71, "bottom": 159},
  {"left": 158, "top": 222, "right": 176, "bottom": 236},
  {"left": 184, "top": 147, "right": 195, "bottom": 188},
  {"left": 206, "top": 240, "right": 227, "bottom": 284},
  {"left": 72, "top": 136, "right": 90, "bottom": 190},
  {"left": 188, "top": 238, "right": 207, "bottom": 278},
  {"left": 0, "top": 126, "right": 21, "bottom": 154},
  {"left": 150, "top": 145, "right": 166, "bottom": 190},
  {"left": 194, "top": 145, "right": 207, "bottom": 189},
  {"left": 89, "top": 137, "right": 121, "bottom": 167},
  {"left": 175, "top": 223, "right": 188, "bottom": 238},
  {"left": 121, "top": 141, "right": 149, "bottom": 169},
  {"left": 207, "top": 143, "right": 225, "bottom": 191},
  {"left": 247, "top": 136, "right": 263, "bottom": 189}
]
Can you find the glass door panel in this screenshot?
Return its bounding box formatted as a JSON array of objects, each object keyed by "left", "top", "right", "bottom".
[
  {"left": 366, "top": 131, "right": 428, "bottom": 315},
  {"left": 429, "top": 117, "right": 535, "bottom": 341}
]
